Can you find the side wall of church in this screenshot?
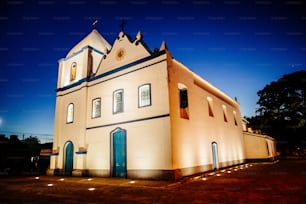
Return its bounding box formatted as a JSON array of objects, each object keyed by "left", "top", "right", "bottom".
[
  {"left": 167, "top": 59, "right": 245, "bottom": 179},
  {"left": 243, "top": 132, "right": 277, "bottom": 161}
]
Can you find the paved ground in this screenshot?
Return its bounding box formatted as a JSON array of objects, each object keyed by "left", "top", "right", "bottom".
[{"left": 0, "top": 159, "right": 305, "bottom": 204}]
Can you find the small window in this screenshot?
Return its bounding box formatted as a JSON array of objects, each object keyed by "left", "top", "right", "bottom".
[
  {"left": 67, "top": 103, "right": 74, "bottom": 123},
  {"left": 92, "top": 98, "right": 101, "bottom": 118},
  {"left": 178, "top": 83, "right": 189, "bottom": 119},
  {"left": 233, "top": 111, "right": 238, "bottom": 126},
  {"left": 207, "top": 96, "right": 214, "bottom": 117},
  {"left": 180, "top": 89, "right": 188, "bottom": 108},
  {"left": 70, "top": 62, "right": 77, "bottom": 81},
  {"left": 113, "top": 89, "right": 124, "bottom": 114},
  {"left": 139, "top": 84, "right": 151, "bottom": 107},
  {"left": 222, "top": 105, "right": 228, "bottom": 122}
]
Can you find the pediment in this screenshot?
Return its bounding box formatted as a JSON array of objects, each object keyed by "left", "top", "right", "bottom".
[{"left": 95, "top": 31, "right": 152, "bottom": 75}]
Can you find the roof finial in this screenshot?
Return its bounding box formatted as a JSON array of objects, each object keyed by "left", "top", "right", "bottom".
[
  {"left": 92, "top": 19, "right": 98, "bottom": 29},
  {"left": 120, "top": 19, "right": 127, "bottom": 32}
]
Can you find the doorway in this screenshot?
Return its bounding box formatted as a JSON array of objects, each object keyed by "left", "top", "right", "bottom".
[
  {"left": 212, "top": 142, "right": 219, "bottom": 170},
  {"left": 111, "top": 128, "right": 127, "bottom": 178},
  {"left": 64, "top": 141, "right": 74, "bottom": 175}
]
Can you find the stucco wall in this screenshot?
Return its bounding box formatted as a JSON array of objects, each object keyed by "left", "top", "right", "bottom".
[
  {"left": 243, "top": 132, "right": 277, "bottom": 160},
  {"left": 51, "top": 49, "right": 173, "bottom": 179},
  {"left": 167, "top": 59, "right": 245, "bottom": 179}
]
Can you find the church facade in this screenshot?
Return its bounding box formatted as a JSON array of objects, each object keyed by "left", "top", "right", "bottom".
[{"left": 48, "top": 29, "right": 274, "bottom": 180}]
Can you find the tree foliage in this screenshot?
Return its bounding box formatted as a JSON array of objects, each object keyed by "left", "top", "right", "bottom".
[{"left": 248, "top": 70, "right": 306, "bottom": 153}]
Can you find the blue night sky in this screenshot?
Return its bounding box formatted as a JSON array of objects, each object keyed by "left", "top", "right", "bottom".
[{"left": 0, "top": 0, "right": 305, "bottom": 139}]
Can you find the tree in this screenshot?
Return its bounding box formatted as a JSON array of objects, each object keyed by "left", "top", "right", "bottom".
[
  {"left": 24, "top": 136, "right": 40, "bottom": 144},
  {"left": 249, "top": 70, "right": 306, "bottom": 154}
]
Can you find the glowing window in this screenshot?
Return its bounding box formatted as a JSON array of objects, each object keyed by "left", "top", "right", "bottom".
[
  {"left": 67, "top": 103, "right": 74, "bottom": 123},
  {"left": 178, "top": 83, "right": 189, "bottom": 119},
  {"left": 113, "top": 89, "right": 124, "bottom": 114},
  {"left": 207, "top": 96, "right": 214, "bottom": 117},
  {"left": 70, "top": 62, "right": 77, "bottom": 81},
  {"left": 222, "top": 105, "right": 228, "bottom": 122},
  {"left": 138, "top": 84, "right": 151, "bottom": 107},
  {"left": 92, "top": 98, "right": 101, "bottom": 118}
]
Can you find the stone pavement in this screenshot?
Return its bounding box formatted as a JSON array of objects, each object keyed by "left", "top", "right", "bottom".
[{"left": 0, "top": 159, "right": 305, "bottom": 204}]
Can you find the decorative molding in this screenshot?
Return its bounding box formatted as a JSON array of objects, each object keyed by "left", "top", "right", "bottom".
[
  {"left": 56, "top": 52, "right": 166, "bottom": 94},
  {"left": 58, "top": 45, "right": 104, "bottom": 62},
  {"left": 87, "top": 113, "right": 170, "bottom": 130}
]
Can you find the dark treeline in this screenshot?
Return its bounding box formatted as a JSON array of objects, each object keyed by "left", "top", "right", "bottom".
[
  {"left": 0, "top": 134, "right": 51, "bottom": 176},
  {"left": 247, "top": 70, "right": 306, "bottom": 156}
]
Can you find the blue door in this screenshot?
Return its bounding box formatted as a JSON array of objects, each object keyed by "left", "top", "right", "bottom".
[
  {"left": 112, "top": 129, "right": 127, "bottom": 178},
  {"left": 64, "top": 142, "right": 74, "bottom": 175},
  {"left": 212, "top": 142, "right": 219, "bottom": 170}
]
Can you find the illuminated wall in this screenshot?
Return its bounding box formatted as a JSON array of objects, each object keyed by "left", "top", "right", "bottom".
[
  {"left": 243, "top": 132, "right": 277, "bottom": 161},
  {"left": 49, "top": 29, "right": 274, "bottom": 180},
  {"left": 49, "top": 30, "right": 174, "bottom": 179},
  {"left": 167, "top": 59, "right": 245, "bottom": 179}
]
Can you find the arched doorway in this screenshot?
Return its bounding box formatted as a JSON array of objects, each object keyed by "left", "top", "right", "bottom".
[
  {"left": 212, "top": 142, "right": 219, "bottom": 170},
  {"left": 111, "top": 128, "right": 127, "bottom": 178},
  {"left": 64, "top": 141, "right": 74, "bottom": 175}
]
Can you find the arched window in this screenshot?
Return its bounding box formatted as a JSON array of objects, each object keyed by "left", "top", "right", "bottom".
[
  {"left": 138, "top": 84, "right": 151, "bottom": 107},
  {"left": 178, "top": 83, "right": 189, "bottom": 119},
  {"left": 233, "top": 111, "right": 238, "bottom": 126},
  {"left": 67, "top": 103, "right": 74, "bottom": 123},
  {"left": 92, "top": 98, "right": 101, "bottom": 118},
  {"left": 222, "top": 105, "right": 228, "bottom": 122},
  {"left": 113, "top": 89, "right": 124, "bottom": 114},
  {"left": 70, "top": 62, "right": 77, "bottom": 81},
  {"left": 207, "top": 96, "right": 214, "bottom": 117}
]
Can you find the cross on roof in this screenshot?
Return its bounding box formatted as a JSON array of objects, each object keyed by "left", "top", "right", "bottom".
[{"left": 92, "top": 20, "right": 98, "bottom": 28}]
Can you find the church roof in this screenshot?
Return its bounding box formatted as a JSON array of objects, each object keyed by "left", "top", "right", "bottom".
[{"left": 66, "top": 29, "right": 111, "bottom": 58}]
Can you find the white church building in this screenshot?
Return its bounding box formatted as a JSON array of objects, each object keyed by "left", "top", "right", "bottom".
[{"left": 48, "top": 29, "right": 276, "bottom": 180}]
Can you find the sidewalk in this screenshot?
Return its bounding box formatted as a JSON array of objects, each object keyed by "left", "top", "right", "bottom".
[{"left": 0, "top": 159, "right": 305, "bottom": 203}]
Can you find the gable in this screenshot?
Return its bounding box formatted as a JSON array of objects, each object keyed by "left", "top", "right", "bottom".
[
  {"left": 66, "top": 29, "right": 111, "bottom": 58},
  {"left": 95, "top": 31, "right": 152, "bottom": 76}
]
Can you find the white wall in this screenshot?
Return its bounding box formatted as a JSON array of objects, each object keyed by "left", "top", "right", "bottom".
[{"left": 243, "top": 132, "right": 277, "bottom": 160}]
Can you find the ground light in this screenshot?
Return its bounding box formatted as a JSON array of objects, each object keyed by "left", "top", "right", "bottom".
[
  {"left": 88, "top": 188, "right": 95, "bottom": 191},
  {"left": 193, "top": 176, "right": 201, "bottom": 180},
  {"left": 59, "top": 178, "right": 65, "bottom": 181},
  {"left": 129, "top": 180, "right": 135, "bottom": 184},
  {"left": 35, "top": 177, "right": 39, "bottom": 180},
  {"left": 47, "top": 183, "right": 53, "bottom": 187}
]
